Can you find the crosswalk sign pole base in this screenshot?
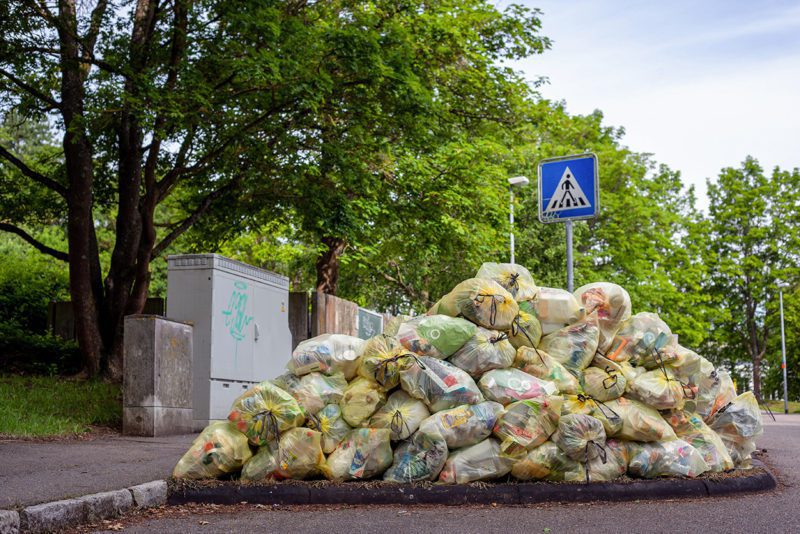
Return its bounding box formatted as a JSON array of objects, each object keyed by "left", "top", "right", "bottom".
[{"left": 566, "top": 219, "right": 574, "bottom": 293}]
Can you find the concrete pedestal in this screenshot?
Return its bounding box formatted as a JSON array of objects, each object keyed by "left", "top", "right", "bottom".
[{"left": 123, "top": 315, "right": 193, "bottom": 436}]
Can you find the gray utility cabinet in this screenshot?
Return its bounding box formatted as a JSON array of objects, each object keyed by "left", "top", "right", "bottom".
[{"left": 167, "top": 254, "right": 291, "bottom": 429}]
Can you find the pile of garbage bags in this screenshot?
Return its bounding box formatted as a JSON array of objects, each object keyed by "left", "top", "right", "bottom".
[{"left": 174, "top": 263, "right": 763, "bottom": 484}]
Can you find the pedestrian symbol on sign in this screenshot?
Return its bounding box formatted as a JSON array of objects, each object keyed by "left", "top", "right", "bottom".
[{"left": 543, "top": 167, "right": 590, "bottom": 213}]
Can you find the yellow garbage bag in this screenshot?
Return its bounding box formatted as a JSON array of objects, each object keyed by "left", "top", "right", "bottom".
[
  {"left": 665, "top": 410, "right": 734, "bottom": 472},
  {"left": 604, "top": 397, "right": 677, "bottom": 442},
  {"left": 606, "top": 312, "right": 675, "bottom": 364},
  {"left": 478, "top": 368, "right": 558, "bottom": 406},
  {"left": 551, "top": 413, "right": 607, "bottom": 462},
  {"left": 561, "top": 394, "right": 622, "bottom": 436},
  {"left": 358, "top": 335, "right": 411, "bottom": 389},
  {"left": 369, "top": 390, "right": 431, "bottom": 441},
  {"left": 399, "top": 356, "right": 484, "bottom": 412},
  {"left": 533, "top": 287, "right": 584, "bottom": 335},
  {"left": 707, "top": 370, "right": 737, "bottom": 422},
  {"left": 565, "top": 438, "right": 628, "bottom": 482},
  {"left": 383, "top": 428, "right": 449, "bottom": 483},
  {"left": 173, "top": 421, "right": 252, "bottom": 479},
  {"left": 326, "top": 428, "right": 393, "bottom": 480},
  {"left": 573, "top": 282, "right": 631, "bottom": 353},
  {"left": 417, "top": 401, "right": 504, "bottom": 449},
  {"left": 708, "top": 391, "right": 763, "bottom": 468},
  {"left": 439, "top": 278, "right": 519, "bottom": 331},
  {"left": 228, "top": 381, "right": 305, "bottom": 447},
  {"left": 510, "top": 440, "right": 580, "bottom": 481},
  {"left": 382, "top": 314, "right": 411, "bottom": 337},
  {"left": 581, "top": 365, "right": 627, "bottom": 402},
  {"left": 475, "top": 262, "right": 539, "bottom": 302},
  {"left": 438, "top": 438, "right": 515, "bottom": 484},
  {"left": 513, "top": 346, "right": 580, "bottom": 395},
  {"left": 448, "top": 327, "right": 516, "bottom": 378},
  {"left": 273, "top": 372, "right": 347, "bottom": 416},
  {"left": 339, "top": 377, "right": 387, "bottom": 427},
  {"left": 627, "top": 439, "right": 709, "bottom": 478},
  {"left": 538, "top": 311, "right": 600, "bottom": 373},
  {"left": 493, "top": 396, "right": 563, "bottom": 451},
  {"left": 306, "top": 403, "right": 351, "bottom": 454},
  {"left": 396, "top": 315, "right": 476, "bottom": 359},
  {"left": 508, "top": 300, "right": 543, "bottom": 349},
  {"left": 288, "top": 334, "right": 365, "bottom": 379},
  {"left": 241, "top": 428, "right": 326, "bottom": 481},
  {"left": 627, "top": 368, "right": 687, "bottom": 410}
]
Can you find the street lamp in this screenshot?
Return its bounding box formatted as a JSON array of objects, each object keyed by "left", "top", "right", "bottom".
[
  {"left": 508, "top": 176, "right": 529, "bottom": 264},
  {"left": 778, "top": 282, "right": 790, "bottom": 414}
]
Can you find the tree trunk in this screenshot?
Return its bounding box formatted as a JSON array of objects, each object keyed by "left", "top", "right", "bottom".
[
  {"left": 316, "top": 236, "right": 346, "bottom": 294},
  {"left": 752, "top": 352, "right": 762, "bottom": 402}
]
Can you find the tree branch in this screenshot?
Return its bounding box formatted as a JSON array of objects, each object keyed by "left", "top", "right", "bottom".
[
  {"left": 0, "top": 144, "right": 68, "bottom": 198},
  {"left": 0, "top": 68, "right": 61, "bottom": 110},
  {"left": 0, "top": 222, "right": 69, "bottom": 261}
]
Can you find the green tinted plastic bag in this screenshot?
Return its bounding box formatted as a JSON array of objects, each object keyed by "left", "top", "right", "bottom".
[
  {"left": 538, "top": 311, "right": 600, "bottom": 373},
  {"left": 173, "top": 421, "right": 252, "bottom": 479},
  {"left": 369, "top": 390, "right": 431, "bottom": 441},
  {"left": 475, "top": 262, "right": 539, "bottom": 302},
  {"left": 448, "top": 327, "right": 516, "bottom": 378},
  {"left": 228, "top": 381, "right": 305, "bottom": 447},
  {"left": 417, "top": 401, "right": 504, "bottom": 449},
  {"left": 513, "top": 346, "right": 580, "bottom": 395},
  {"left": 396, "top": 315, "right": 476, "bottom": 358},
  {"left": 399, "top": 356, "right": 484, "bottom": 412},
  {"left": 438, "top": 438, "right": 515, "bottom": 484},
  {"left": 508, "top": 300, "right": 543, "bottom": 349},
  {"left": 326, "top": 428, "right": 393, "bottom": 481}
]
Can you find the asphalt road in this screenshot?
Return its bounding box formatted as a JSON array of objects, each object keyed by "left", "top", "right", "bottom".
[{"left": 87, "top": 414, "right": 799, "bottom": 534}]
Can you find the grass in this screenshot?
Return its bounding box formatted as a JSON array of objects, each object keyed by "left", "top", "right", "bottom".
[
  {"left": 0, "top": 374, "right": 121, "bottom": 438},
  {"left": 762, "top": 399, "right": 800, "bottom": 414}
]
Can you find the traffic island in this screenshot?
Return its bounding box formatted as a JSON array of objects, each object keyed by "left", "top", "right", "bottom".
[{"left": 167, "top": 461, "right": 776, "bottom": 507}]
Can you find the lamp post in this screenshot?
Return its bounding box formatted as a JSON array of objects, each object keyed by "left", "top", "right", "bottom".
[
  {"left": 508, "top": 176, "right": 529, "bottom": 264},
  {"left": 779, "top": 283, "right": 789, "bottom": 414}
]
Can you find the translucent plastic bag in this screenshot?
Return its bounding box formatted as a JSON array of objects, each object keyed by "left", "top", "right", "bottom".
[
  {"left": 606, "top": 312, "right": 675, "bottom": 364},
  {"left": 173, "top": 421, "right": 253, "bottom": 479},
  {"left": 369, "top": 390, "right": 431, "bottom": 441},
  {"left": 513, "top": 346, "right": 580, "bottom": 395},
  {"left": 604, "top": 397, "right": 677, "bottom": 442},
  {"left": 581, "top": 365, "right": 626, "bottom": 402},
  {"left": 709, "top": 391, "right": 763, "bottom": 468},
  {"left": 552, "top": 413, "right": 607, "bottom": 462},
  {"left": 627, "top": 439, "right": 709, "bottom": 478},
  {"left": 358, "top": 335, "right": 415, "bottom": 389},
  {"left": 288, "top": 334, "right": 365, "bottom": 379},
  {"left": 493, "top": 396, "right": 563, "bottom": 452},
  {"left": 438, "top": 438, "right": 515, "bottom": 484},
  {"left": 383, "top": 429, "right": 449, "bottom": 483},
  {"left": 448, "top": 327, "right": 516, "bottom": 378},
  {"left": 538, "top": 311, "right": 600, "bottom": 373},
  {"left": 707, "top": 370, "right": 737, "bottom": 422},
  {"left": 306, "top": 403, "right": 351, "bottom": 454},
  {"left": 573, "top": 282, "right": 632, "bottom": 352},
  {"left": 273, "top": 372, "right": 347, "bottom": 416},
  {"left": 440, "top": 278, "right": 519, "bottom": 331},
  {"left": 417, "top": 401, "right": 504, "bottom": 449},
  {"left": 396, "top": 315, "right": 476, "bottom": 359},
  {"left": 339, "top": 377, "right": 387, "bottom": 427},
  {"left": 508, "top": 300, "right": 543, "bottom": 349},
  {"left": 228, "top": 381, "right": 306, "bottom": 447},
  {"left": 383, "top": 314, "right": 411, "bottom": 337},
  {"left": 533, "top": 287, "right": 584, "bottom": 335},
  {"left": 510, "top": 441, "right": 580, "bottom": 481},
  {"left": 475, "top": 262, "right": 539, "bottom": 302},
  {"left": 665, "top": 410, "right": 734, "bottom": 472},
  {"left": 478, "top": 368, "right": 558, "bottom": 405},
  {"left": 326, "top": 428, "right": 393, "bottom": 481},
  {"left": 627, "top": 368, "right": 687, "bottom": 410},
  {"left": 241, "top": 428, "right": 326, "bottom": 481},
  {"left": 561, "top": 394, "right": 623, "bottom": 436},
  {"left": 399, "top": 356, "right": 484, "bottom": 412},
  {"left": 568, "top": 438, "right": 628, "bottom": 483}
]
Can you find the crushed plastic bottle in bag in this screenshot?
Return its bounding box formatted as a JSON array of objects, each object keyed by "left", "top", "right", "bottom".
[
  {"left": 664, "top": 410, "right": 734, "bottom": 472},
  {"left": 606, "top": 312, "right": 675, "bottom": 364},
  {"left": 603, "top": 397, "right": 677, "bottom": 442}
]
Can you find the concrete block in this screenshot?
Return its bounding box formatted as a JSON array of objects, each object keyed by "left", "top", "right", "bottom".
[
  {"left": 80, "top": 489, "right": 134, "bottom": 521},
  {"left": 129, "top": 481, "right": 168, "bottom": 508},
  {"left": 123, "top": 315, "right": 193, "bottom": 436},
  {"left": 20, "top": 499, "right": 86, "bottom": 533},
  {"left": 0, "top": 510, "right": 19, "bottom": 534}
]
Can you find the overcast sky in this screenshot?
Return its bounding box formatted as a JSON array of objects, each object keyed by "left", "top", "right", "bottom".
[{"left": 507, "top": 0, "right": 800, "bottom": 209}]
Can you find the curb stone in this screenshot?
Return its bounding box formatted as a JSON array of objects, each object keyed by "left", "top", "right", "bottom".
[
  {"left": 19, "top": 499, "right": 86, "bottom": 534},
  {"left": 129, "top": 481, "right": 168, "bottom": 508},
  {"left": 80, "top": 490, "right": 134, "bottom": 522},
  {"left": 0, "top": 510, "right": 20, "bottom": 534},
  {"left": 168, "top": 468, "right": 776, "bottom": 507}
]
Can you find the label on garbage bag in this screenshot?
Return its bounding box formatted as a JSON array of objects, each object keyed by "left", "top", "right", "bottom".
[
  {"left": 349, "top": 448, "right": 368, "bottom": 478},
  {"left": 440, "top": 407, "right": 473, "bottom": 429}
]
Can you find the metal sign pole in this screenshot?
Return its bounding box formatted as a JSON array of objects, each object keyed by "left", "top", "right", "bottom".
[
  {"left": 509, "top": 186, "right": 515, "bottom": 264},
  {"left": 780, "top": 289, "right": 789, "bottom": 414},
  {"left": 565, "top": 219, "right": 574, "bottom": 293}
]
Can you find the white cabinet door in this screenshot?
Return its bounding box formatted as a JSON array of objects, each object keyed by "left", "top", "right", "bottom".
[
  {"left": 211, "top": 273, "right": 255, "bottom": 381},
  {"left": 251, "top": 284, "right": 291, "bottom": 381}
]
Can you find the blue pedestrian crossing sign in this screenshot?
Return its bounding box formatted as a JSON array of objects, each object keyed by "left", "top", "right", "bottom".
[{"left": 538, "top": 153, "right": 599, "bottom": 223}]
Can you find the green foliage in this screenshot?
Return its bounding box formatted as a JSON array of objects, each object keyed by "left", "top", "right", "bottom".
[{"left": 0, "top": 375, "right": 120, "bottom": 437}]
